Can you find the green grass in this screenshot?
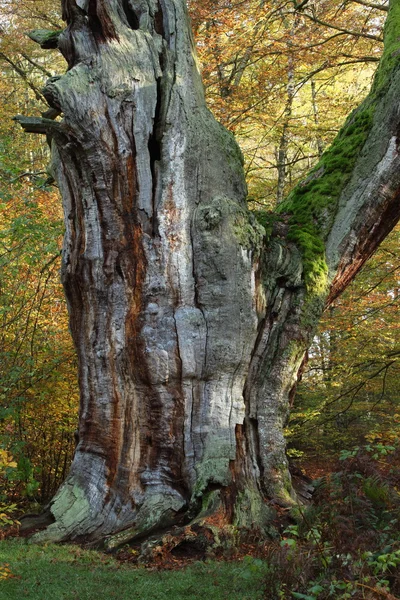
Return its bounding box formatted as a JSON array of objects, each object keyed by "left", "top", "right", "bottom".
[{"left": 0, "top": 539, "right": 267, "bottom": 600}]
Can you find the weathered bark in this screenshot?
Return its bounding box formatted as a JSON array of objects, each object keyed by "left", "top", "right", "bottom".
[{"left": 19, "top": 0, "right": 400, "bottom": 548}]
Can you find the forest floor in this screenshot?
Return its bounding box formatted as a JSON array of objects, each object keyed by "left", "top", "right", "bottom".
[
  {"left": 1, "top": 449, "right": 400, "bottom": 600},
  {"left": 0, "top": 539, "right": 269, "bottom": 600}
]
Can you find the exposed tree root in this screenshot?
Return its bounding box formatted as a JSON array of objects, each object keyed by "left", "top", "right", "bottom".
[
  {"left": 19, "top": 509, "right": 55, "bottom": 534},
  {"left": 22, "top": 466, "right": 312, "bottom": 557},
  {"left": 23, "top": 484, "right": 276, "bottom": 560},
  {"left": 135, "top": 523, "right": 237, "bottom": 564}
]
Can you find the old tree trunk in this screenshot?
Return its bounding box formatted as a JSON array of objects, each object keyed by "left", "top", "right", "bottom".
[{"left": 17, "top": 0, "right": 400, "bottom": 549}]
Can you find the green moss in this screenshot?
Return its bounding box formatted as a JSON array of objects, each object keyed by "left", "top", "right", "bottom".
[
  {"left": 233, "top": 487, "right": 275, "bottom": 534},
  {"left": 201, "top": 489, "right": 222, "bottom": 514},
  {"left": 273, "top": 0, "right": 400, "bottom": 294},
  {"left": 192, "top": 457, "right": 232, "bottom": 499},
  {"left": 372, "top": 0, "right": 400, "bottom": 94},
  {"left": 253, "top": 211, "right": 282, "bottom": 240},
  {"left": 26, "top": 29, "right": 61, "bottom": 49},
  {"left": 215, "top": 121, "right": 245, "bottom": 169},
  {"left": 198, "top": 196, "right": 265, "bottom": 253},
  {"left": 233, "top": 210, "right": 265, "bottom": 251},
  {"left": 105, "top": 492, "right": 186, "bottom": 550},
  {"left": 33, "top": 482, "right": 90, "bottom": 543},
  {"left": 276, "top": 104, "right": 373, "bottom": 293}
]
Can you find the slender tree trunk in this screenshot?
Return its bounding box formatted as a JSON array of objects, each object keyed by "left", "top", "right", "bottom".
[
  {"left": 276, "top": 16, "right": 297, "bottom": 204},
  {"left": 17, "top": 0, "right": 400, "bottom": 548},
  {"left": 311, "top": 79, "right": 324, "bottom": 158}
]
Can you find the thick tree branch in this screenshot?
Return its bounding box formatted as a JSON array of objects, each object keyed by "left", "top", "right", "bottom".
[
  {"left": 0, "top": 52, "right": 46, "bottom": 103},
  {"left": 19, "top": 52, "right": 54, "bottom": 77},
  {"left": 350, "top": 0, "right": 389, "bottom": 11},
  {"left": 13, "top": 115, "right": 63, "bottom": 135},
  {"left": 299, "top": 10, "right": 384, "bottom": 41},
  {"left": 26, "top": 29, "right": 62, "bottom": 49},
  {"left": 270, "top": 0, "right": 400, "bottom": 299}
]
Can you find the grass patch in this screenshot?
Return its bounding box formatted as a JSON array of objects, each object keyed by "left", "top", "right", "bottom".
[{"left": 0, "top": 539, "right": 267, "bottom": 600}]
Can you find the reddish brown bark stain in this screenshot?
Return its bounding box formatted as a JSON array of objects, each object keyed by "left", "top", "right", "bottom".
[
  {"left": 327, "top": 189, "right": 400, "bottom": 305},
  {"left": 124, "top": 154, "right": 137, "bottom": 213},
  {"left": 104, "top": 358, "right": 123, "bottom": 498},
  {"left": 224, "top": 424, "right": 252, "bottom": 519},
  {"left": 64, "top": 152, "right": 86, "bottom": 263},
  {"left": 230, "top": 424, "right": 246, "bottom": 484},
  {"left": 88, "top": 0, "right": 119, "bottom": 43},
  {"left": 53, "top": 18, "right": 198, "bottom": 509},
  {"left": 59, "top": 106, "right": 149, "bottom": 495},
  {"left": 106, "top": 162, "right": 147, "bottom": 491}
]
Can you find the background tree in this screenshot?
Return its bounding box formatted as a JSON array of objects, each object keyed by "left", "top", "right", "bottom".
[
  {"left": 289, "top": 223, "right": 400, "bottom": 461},
  {"left": 189, "top": 0, "right": 386, "bottom": 206},
  {"left": 0, "top": 0, "right": 77, "bottom": 507},
  {"left": 0, "top": 188, "right": 77, "bottom": 504}
]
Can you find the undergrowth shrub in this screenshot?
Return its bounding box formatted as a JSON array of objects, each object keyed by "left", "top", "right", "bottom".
[{"left": 264, "top": 444, "right": 400, "bottom": 599}]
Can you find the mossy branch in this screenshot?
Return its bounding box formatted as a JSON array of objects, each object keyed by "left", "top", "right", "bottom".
[
  {"left": 26, "top": 29, "right": 62, "bottom": 49},
  {"left": 272, "top": 0, "right": 400, "bottom": 295}
]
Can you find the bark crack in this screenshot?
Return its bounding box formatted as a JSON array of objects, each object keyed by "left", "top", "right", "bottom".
[
  {"left": 154, "top": 0, "right": 165, "bottom": 37},
  {"left": 148, "top": 77, "right": 162, "bottom": 237},
  {"left": 190, "top": 380, "right": 196, "bottom": 468},
  {"left": 121, "top": 0, "right": 140, "bottom": 30},
  {"left": 189, "top": 221, "right": 209, "bottom": 377}
]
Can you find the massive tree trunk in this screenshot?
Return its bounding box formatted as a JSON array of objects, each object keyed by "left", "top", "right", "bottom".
[{"left": 17, "top": 0, "right": 400, "bottom": 548}]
